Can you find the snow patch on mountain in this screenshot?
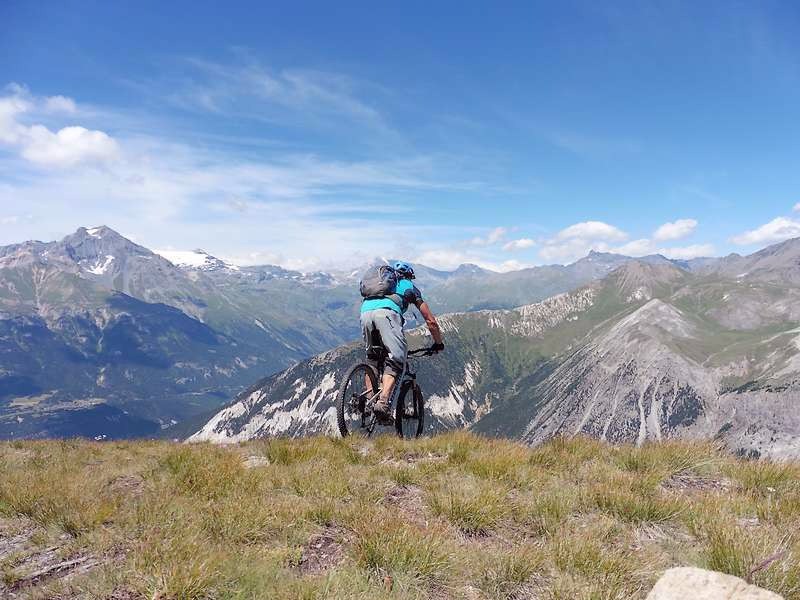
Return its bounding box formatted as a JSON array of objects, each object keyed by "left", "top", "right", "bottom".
[
  {"left": 189, "top": 372, "right": 338, "bottom": 442},
  {"left": 188, "top": 396, "right": 251, "bottom": 444},
  {"left": 85, "top": 254, "right": 114, "bottom": 275},
  {"left": 488, "top": 314, "right": 504, "bottom": 328},
  {"left": 437, "top": 316, "right": 460, "bottom": 334},
  {"left": 626, "top": 287, "right": 650, "bottom": 302},
  {"left": 156, "top": 249, "right": 239, "bottom": 271},
  {"left": 248, "top": 372, "right": 338, "bottom": 437},
  {"left": 427, "top": 359, "right": 481, "bottom": 424}
]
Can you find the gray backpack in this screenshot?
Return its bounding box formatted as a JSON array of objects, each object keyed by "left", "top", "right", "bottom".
[
  {"left": 360, "top": 265, "right": 410, "bottom": 313},
  {"left": 360, "top": 265, "right": 398, "bottom": 299}
]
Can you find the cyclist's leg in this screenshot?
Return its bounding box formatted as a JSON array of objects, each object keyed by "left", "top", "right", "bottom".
[
  {"left": 360, "top": 312, "right": 379, "bottom": 396},
  {"left": 373, "top": 310, "right": 407, "bottom": 408}
]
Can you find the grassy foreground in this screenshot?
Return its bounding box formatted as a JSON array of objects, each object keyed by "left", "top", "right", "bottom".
[{"left": 1, "top": 432, "right": 799, "bottom": 599}]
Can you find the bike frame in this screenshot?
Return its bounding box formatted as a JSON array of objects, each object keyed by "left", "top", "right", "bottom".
[{"left": 359, "top": 346, "right": 433, "bottom": 435}]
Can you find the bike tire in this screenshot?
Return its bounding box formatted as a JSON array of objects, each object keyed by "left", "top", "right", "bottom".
[
  {"left": 395, "top": 381, "right": 425, "bottom": 438},
  {"left": 336, "top": 363, "right": 379, "bottom": 438}
]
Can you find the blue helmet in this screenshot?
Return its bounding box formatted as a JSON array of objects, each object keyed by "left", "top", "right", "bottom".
[{"left": 393, "top": 260, "right": 415, "bottom": 279}]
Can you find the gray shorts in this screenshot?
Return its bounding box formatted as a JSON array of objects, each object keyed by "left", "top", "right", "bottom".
[{"left": 360, "top": 308, "right": 407, "bottom": 377}]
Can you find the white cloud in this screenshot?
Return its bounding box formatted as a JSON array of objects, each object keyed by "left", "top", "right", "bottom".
[
  {"left": 469, "top": 226, "right": 507, "bottom": 246},
  {"left": 537, "top": 219, "right": 711, "bottom": 264},
  {"left": 43, "top": 95, "right": 77, "bottom": 114},
  {"left": 731, "top": 217, "right": 800, "bottom": 245},
  {"left": 502, "top": 238, "right": 535, "bottom": 251},
  {"left": 613, "top": 238, "right": 654, "bottom": 256},
  {"left": 793, "top": 202, "right": 800, "bottom": 212},
  {"left": 556, "top": 221, "right": 628, "bottom": 242},
  {"left": 493, "top": 259, "right": 533, "bottom": 272},
  {"left": 653, "top": 218, "right": 697, "bottom": 241},
  {"left": 0, "top": 86, "right": 118, "bottom": 168},
  {"left": 0, "top": 214, "right": 33, "bottom": 226},
  {"left": 21, "top": 125, "right": 118, "bottom": 167},
  {"left": 413, "top": 247, "right": 531, "bottom": 272},
  {"left": 538, "top": 239, "right": 606, "bottom": 263},
  {"left": 166, "top": 58, "right": 390, "bottom": 134},
  {"left": 657, "top": 244, "right": 715, "bottom": 260},
  {"left": 0, "top": 85, "right": 482, "bottom": 270},
  {"left": 414, "top": 248, "right": 475, "bottom": 270},
  {"left": 0, "top": 92, "right": 31, "bottom": 144},
  {"left": 538, "top": 221, "right": 629, "bottom": 263}
]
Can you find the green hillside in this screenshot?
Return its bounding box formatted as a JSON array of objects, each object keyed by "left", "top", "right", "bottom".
[{"left": 1, "top": 433, "right": 799, "bottom": 599}]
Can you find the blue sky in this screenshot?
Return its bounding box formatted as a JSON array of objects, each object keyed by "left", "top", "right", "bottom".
[{"left": 1, "top": 1, "right": 800, "bottom": 271}]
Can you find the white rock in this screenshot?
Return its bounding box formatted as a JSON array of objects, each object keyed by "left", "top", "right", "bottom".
[
  {"left": 646, "top": 568, "right": 784, "bottom": 600},
  {"left": 243, "top": 455, "right": 270, "bottom": 469}
]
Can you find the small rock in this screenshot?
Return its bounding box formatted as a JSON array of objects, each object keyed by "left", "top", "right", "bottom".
[
  {"left": 646, "top": 567, "right": 784, "bottom": 600},
  {"left": 737, "top": 517, "right": 760, "bottom": 529},
  {"left": 243, "top": 455, "right": 270, "bottom": 469}
]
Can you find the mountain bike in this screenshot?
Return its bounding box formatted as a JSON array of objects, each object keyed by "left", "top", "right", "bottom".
[{"left": 336, "top": 346, "right": 436, "bottom": 439}]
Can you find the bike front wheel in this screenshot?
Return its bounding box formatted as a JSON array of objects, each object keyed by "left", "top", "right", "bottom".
[
  {"left": 395, "top": 381, "right": 424, "bottom": 438},
  {"left": 337, "top": 363, "right": 379, "bottom": 438}
]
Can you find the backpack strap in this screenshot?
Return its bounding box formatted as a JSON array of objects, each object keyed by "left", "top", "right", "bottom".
[
  {"left": 364, "top": 292, "right": 404, "bottom": 309},
  {"left": 387, "top": 292, "right": 404, "bottom": 310}
]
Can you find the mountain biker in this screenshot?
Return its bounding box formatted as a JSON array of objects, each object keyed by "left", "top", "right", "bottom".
[{"left": 360, "top": 261, "right": 444, "bottom": 424}]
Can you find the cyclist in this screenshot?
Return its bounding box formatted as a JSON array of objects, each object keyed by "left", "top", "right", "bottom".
[{"left": 360, "top": 261, "right": 444, "bottom": 423}]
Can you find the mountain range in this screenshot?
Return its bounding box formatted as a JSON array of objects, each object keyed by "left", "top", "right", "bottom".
[
  {"left": 191, "top": 238, "right": 800, "bottom": 460},
  {"left": 0, "top": 225, "right": 693, "bottom": 439}
]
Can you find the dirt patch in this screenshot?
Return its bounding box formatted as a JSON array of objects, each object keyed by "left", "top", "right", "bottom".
[
  {"left": 106, "top": 474, "right": 145, "bottom": 497},
  {"left": 661, "top": 473, "right": 733, "bottom": 494},
  {"left": 297, "top": 527, "right": 346, "bottom": 575},
  {"left": 383, "top": 484, "right": 431, "bottom": 527}
]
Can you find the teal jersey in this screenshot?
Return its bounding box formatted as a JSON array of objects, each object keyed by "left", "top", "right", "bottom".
[{"left": 360, "top": 278, "right": 423, "bottom": 315}]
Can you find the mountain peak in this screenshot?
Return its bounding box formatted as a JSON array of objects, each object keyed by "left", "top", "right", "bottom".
[
  {"left": 72, "top": 225, "right": 130, "bottom": 243},
  {"left": 607, "top": 260, "right": 688, "bottom": 302},
  {"left": 587, "top": 249, "right": 616, "bottom": 258},
  {"left": 752, "top": 236, "right": 800, "bottom": 258},
  {"left": 454, "top": 263, "right": 487, "bottom": 275},
  {"left": 62, "top": 225, "right": 150, "bottom": 256},
  {"left": 66, "top": 225, "right": 139, "bottom": 246},
  {"left": 84, "top": 225, "right": 112, "bottom": 237}
]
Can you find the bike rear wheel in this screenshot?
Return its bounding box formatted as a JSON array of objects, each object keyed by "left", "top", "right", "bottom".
[
  {"left": 337, "top": 363, "right": 379, "bottom": 437},
  {"left": 395, "top": 381, "right": 424, "bottom": 438}
]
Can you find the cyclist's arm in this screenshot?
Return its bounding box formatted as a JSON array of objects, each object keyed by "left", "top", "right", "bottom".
[{"left": 416, "top": 301, "right": 443, "bottom": 345}]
